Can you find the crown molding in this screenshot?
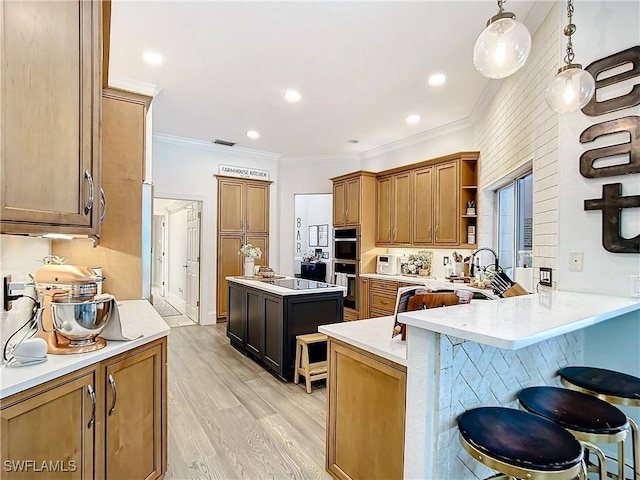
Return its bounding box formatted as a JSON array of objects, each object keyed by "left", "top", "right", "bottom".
[
  {"left": 359, "top": 118, "right": 474, "bottom": 160},
  {"left": 153, "top": 133, "right": 282, "bottom": 161},
  {"left": 108, "top": 76, "right": 162, "bottom": 97},
  {"left": 280, "top": 153, "right": 360, "bottom": 164}
]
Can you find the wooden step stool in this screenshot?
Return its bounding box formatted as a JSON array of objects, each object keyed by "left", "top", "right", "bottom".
[{"left": 294, "top": 333, "right": 328, "bottom": 393}]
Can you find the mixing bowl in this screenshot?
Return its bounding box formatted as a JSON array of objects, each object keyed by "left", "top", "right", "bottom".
[{"left": 50, "top": 296, "right": 113, "bottom": 346}]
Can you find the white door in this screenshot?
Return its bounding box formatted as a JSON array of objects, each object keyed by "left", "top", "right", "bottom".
[
  {"left": 185, "top": 204, "right": 201, "bottom": 322},
  {"left": 153, "top": 215, "right": 165, "bottom": 296}
]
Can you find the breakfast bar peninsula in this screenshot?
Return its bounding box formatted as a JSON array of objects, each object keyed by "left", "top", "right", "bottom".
[
  {"left": 226, "top": 276, "right": 346, "bottom": 381},
  {"left": 319, "top": 290, "right": 639, "bottom": 480}
]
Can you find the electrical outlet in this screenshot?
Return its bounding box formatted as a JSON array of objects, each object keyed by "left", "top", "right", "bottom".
[
  {"left": 568, "top": 252, "right": 583, "bottom": 272},
  {"left": 539, "top": 267, "right": 552, "bottom": 287},
  {"left": 443, "top": 256, "right": 449, "bottom": 266}
]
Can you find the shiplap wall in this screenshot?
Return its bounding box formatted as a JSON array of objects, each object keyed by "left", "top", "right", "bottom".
[{"left": 473, "top": 4, "right": 560, "bottom": 286}]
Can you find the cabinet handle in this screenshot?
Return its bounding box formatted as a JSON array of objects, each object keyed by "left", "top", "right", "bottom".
[
  {"left": 108, "top": 374, "right": 117, "bottom": 416},
  {"left": 388, "top": 227, "right": 391, "bottom": 242},
  {"left": 84, "top": 170, "right": 94, "bottom": 215},
  {"left": 87, "top": 384, "right": 96, "bottom": 428},
  {"left": 393, "top": 227, "right": 397, "bottom": 241},
  {"left": 99, "top": 187, "right": 107, "bottom": 224},
  {"left": 380, "top": 300, "right": 390, "bottom": 305},
  {"left": 435, "top": 225, "right": 438, "bottom": 240}
]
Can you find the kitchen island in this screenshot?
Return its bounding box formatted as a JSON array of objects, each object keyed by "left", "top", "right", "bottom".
[
  {"left": 0, "top": 300, "right": 170, "bottom": 480},
  {"left": 319, "top": 291, "right": 639, "bottom": 480},
  {"left": 226, "top": 276, "right": 346, "bottom": 381}
]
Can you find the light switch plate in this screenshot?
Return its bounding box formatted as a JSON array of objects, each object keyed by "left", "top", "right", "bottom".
[
  {"left": 568, "top": 252, "right": 583, "bottom": 272},
  {"left": 539, "top": 267, "right": 552, "bottom": 287},
  {"left": 631, "top": 275, "right": 640, "bottom": 298}
]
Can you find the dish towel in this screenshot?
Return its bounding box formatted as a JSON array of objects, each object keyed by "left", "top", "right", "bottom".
[
  {"left": 334, "top": 272, "right": 348, "bottom": 288},
  {"left": 99, "top": 295, "right": 143, "bottom": 341}
]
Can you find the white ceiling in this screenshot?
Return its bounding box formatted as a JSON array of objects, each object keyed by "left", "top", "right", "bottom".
[{"left": 109, "top": 1, "right": 552, "bottom": 157}]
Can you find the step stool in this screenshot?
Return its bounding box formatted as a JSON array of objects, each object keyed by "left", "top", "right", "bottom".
[{"left": 294, "top": 333, "right": 328, "bottom": 393}]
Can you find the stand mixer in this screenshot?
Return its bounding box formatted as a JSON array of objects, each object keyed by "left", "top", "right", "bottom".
[{"left": 34, "top": 264, "right": 113, "bottom": 354}]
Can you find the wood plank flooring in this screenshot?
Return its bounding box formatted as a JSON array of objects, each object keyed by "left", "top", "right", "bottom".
[{"left": 166, "top": 323, "right": 330, "bottom": 480}]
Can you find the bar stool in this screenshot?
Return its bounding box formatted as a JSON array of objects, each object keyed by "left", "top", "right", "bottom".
[
  {"left": 293, "top": 333, "right": 327, "bottom": 393},
  {"left": 559, "top": 366, "right": 640, "bottom": 480},
  {"left": 518, "top": 386, "right": 629, "bottom": 480},
  {"left": 458, "top": 407, "right": 586, "bottom": 479}
]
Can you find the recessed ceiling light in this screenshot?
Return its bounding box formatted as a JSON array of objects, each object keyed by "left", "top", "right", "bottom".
[
  {"left": 428, "top": 73, "right": 446, "bottom": 87},
  {"left": 143, "top": 51, "right": 163, "bottom": 66},
  {"left": 246, "top": 130, "right": 260, "bottom": 140},
  {"left": 284, "top": 90, "right": 301, "bottom": 102},
  {"left": 406, "top": 114, "right": 421, "bottom": 124}
]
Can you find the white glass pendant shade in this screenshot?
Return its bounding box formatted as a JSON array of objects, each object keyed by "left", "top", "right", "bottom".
[
  {"left": 473, "top": 17, "right": 532, "bottom": 79},
  {"left": 545, "top": 65, "right": 595, "bottom": 113}
]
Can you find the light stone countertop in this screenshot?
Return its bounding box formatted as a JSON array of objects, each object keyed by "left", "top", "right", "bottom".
[
  {"left": 399, "top": 290, "right": 640, "bottom": 350},
  {"left": 319, "top": 316, "right": 407, "bottom": 366},
  {"left": 0, "top": 300, "right": 170, "bottom": 399},
  {"left": 360, "top": 273, "right": 498, "bottom": 297},
  {"left": 227, "top": 276, "right": 347, "bottom": 296}
]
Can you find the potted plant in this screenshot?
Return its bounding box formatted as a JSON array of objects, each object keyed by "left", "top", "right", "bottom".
[{"left": 238, "top": 244, "right": 262, "bottom": 277}]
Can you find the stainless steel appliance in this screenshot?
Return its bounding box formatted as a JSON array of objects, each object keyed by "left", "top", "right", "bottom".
[
  {"left": 376, "top": 254, "right": 407, "bottom": 275},
  {"left": 334, "top": 227, "right": 360, "bottom": 260},
  {"left": 333, "top": 261, "right": 357, "bottom": 310}
]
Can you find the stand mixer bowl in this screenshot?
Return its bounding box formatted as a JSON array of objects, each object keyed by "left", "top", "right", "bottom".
[{"left": 49, "top": 297, "right": 113, "bottom": 346}]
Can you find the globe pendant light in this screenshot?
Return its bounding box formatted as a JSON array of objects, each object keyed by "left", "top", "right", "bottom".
[
  {"left": 545, "top": 0, "right": 595, "bottom": 113},
  {"left": 473, "top": 0, "right": 532, "bottom": 79}
]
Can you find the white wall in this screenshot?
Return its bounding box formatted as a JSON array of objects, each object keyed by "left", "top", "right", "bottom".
[
  {"left": 0, "top": 235, "right": 50, "bottom": 309},
  {"left": 293, "top": 194, "right": 333, "bottom": 281},
  {"left": 153, "top": 135, "right": 280, "bottom": 324}
]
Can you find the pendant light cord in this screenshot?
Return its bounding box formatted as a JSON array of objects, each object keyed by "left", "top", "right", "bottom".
[
  {"left": 497, "top": 0, "right": 505, "bottom": 14},
  {"left": 563, "top": 0, "right": 576, "bottom": 65}
]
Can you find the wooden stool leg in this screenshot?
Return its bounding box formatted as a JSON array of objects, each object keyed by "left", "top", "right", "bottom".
[
  {"left": 302, "top": 343, "right": 311, "bottom": 394},
  {"left": 294, "top": 341, "right": 301, "bottom": 385}
]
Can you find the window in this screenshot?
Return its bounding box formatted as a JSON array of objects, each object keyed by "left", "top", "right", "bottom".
[{"left": 496, "top": 172, "right": 533, "bottom": 279}]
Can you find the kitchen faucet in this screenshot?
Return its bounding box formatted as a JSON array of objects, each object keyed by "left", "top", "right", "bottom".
[{"left": 469, "top": 247, "right": 499, "bottom": 278}]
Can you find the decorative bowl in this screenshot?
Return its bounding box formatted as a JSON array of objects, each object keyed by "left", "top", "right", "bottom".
[{"left": 259, "top": 267, "right": 275, "bottom": 278}]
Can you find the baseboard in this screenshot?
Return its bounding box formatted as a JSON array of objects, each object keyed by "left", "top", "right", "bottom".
[
  {"left": 201, "top": 311, "right": 216, "bottom": 325},
  {"left": 166, "top": 292, "right": 186, "bottom": 314}
]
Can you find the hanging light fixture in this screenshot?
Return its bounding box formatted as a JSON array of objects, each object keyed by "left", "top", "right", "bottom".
[
  {"left": 545, "top": 0, "right": 595, "bottom": 113},
  {"left": 473, "top": 0, "right": 532, "bottom": 79}
]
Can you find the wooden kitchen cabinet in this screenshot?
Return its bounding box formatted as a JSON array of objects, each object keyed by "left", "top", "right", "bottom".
[
  {"left": 0, "top": 339, "right": 167, "bottom": 480},
  {"left": 102, "top": 341, "right": 165, "bottom": 480},
  {"left": 216, "top": 176, "right": 271, "bottom": 320},
  {"left": 433, "top": 160, "right": 459, "bottom": 244},
  {"left": 0, "top": 367, "right": 97, "bottom": 479},
  {"left": 365, "top": 278, "right": 421, "bottom": 318},
  {"left": 326, "top": 338, "right": 406, "bottom": 480},
  {"left": 376, "top": 172, "right": 411, "bottom": 245},
  {"left": 412, "top": 166, "right": 434, "bottom": 244},
  {"left": 0, "top": 0, "right": 103, "bottom": 235},
  {"left": 331, "top": 172, "right": 376, "bottom": 227}
]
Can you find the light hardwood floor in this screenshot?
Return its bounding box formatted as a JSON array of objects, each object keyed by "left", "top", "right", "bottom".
[{"left": 166, "top": 323, "right": 330, "bottom": 480}]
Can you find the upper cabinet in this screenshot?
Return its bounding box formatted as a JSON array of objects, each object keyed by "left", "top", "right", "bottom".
[
  {"left": 376, "top": 172, "right": 411, "bottom": 245},
  {"left": 0, "top": 0, "right": 102, "bottom": 235},
  {"left": 218, "top": 178, "right": 269, "bottom": 235},
  {"left": 332, "top": 173, "right": 376, "bottom": 227}
]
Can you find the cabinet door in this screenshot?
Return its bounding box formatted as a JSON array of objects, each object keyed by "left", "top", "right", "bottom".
[
  {"left": 1, "top": 0, "right": 101, "bottom": 234},
  {"left": 412, "top": 166, "right": 433, "bottom": 244},
  {"left": 358, "top": 278, "right": 370, "bottom": 320},
  {"left": 392, "top": 172, "right": 411, "bottom": 244},
  {"left": 217, "top": 235, "right": 244, "bottom": 319},
  {"left": 434, "top": 161, "right": 459, "bottom": 244},
  {"left": 333, "top": 181, "right": 346, "bottom": 226},
  {"left": 1, "top": 370, "right": 97, "bottom": 480},
  {"left": 104, "top": 343, "right": 163, "bottom": 480},
  {"left": 376, "top": 176, "right": 392, "bottom": 244},
  {"left": 227, "top": 282, "right": 245, "bottom": 345},
  {"left": 246, "top": 289, "right": 263, "bottom": 357},
  {"left": 218, "top": 179, "right": 244, "bottom": 233},
  {"left": 245, "top": 235, "right": 269, "bottom": 269},
  {"left": 245, "top": 183, "right": 269, "bottom": 234},
  {"left": 262, "top": 293, "right": 283, "bottom": 372},
  {"left": 344, "top": 178, "right": 361, "bottom": 225},
  {"left": 327, "top": 340, "right": 406, "bottom": 480}
]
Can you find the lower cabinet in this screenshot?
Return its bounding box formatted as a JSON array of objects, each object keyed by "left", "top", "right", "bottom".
[
  {"left": 0, "top": 338, "right": 167, "bottom": 480},
  {"left": 226, "top": 282, "right": 343, "bottom": 381},
  {"left": 326, "top": 338, "right": 406, "bottom": 480},
  {"left": 366, "top": 278, "right": 421, "bottom": 318}
]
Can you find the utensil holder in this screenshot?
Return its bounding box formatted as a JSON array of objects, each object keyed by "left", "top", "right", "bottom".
[{"left": 502, "top": 282, "right": 529, "bottom": 297}]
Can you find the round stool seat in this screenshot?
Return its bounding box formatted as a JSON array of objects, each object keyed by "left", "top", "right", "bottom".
[
  {"left": 519, "top": 386, "right": 628, "bottom": 436},
  {"left": 458, "top": 407, "right": 583, "bottom": 472},
  {"left": 559, "top": 366, "right": 640, "bottom": 406}
]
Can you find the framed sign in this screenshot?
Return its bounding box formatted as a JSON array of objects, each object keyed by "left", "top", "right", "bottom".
[
  {"left": 318, "top": 224, "right": 329, "bottom": 247},
  {"left": 309, "top": 225, "right": 318, "bottom": 247}
]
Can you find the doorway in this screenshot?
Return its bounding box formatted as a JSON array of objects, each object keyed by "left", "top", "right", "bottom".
[{"left": 152, "top": 198, "right": 202, "bottom": 325}]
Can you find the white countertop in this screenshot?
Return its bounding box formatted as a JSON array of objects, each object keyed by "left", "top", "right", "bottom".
[
  {"left": 319, "top": 316, "right": 407, "bottom": 366},
  {"left": 227, "top": 276, "right": 347, "bottom": 296},
  {"left": 0, "top": 300, "right": 170, "bottom": 399},
  {"left": 399, "top": 291, "right": 640, "bottom": 350},
  {"left": 360, "top": 273, "right": 498, "bottom": 297}
]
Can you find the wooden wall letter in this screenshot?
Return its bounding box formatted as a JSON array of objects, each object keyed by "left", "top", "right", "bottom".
[
  {"left": 584, "top": 183, "right": 640, "bottom": 253},
  {"left": 582, "top": 45, "right": 640, "bottom": 117},
  {"left": 579, "top": 116, "right": 640, "bottom": 178}
]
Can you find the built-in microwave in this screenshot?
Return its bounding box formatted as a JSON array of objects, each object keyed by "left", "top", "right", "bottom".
[{"left": 334, "top": 227, "right": 360, "bottom": 260}]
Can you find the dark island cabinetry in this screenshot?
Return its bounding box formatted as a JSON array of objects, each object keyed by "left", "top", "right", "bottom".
[{"left": 226, "top": 280, "right": 344, "bottom": 381}]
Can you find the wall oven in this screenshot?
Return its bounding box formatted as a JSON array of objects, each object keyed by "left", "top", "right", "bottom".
[
  {"left": 334, "top": 227, "right": 360, "bottom": 261},
  {"left": 334, "top": 261, "right": 358, "bottom": 310}
]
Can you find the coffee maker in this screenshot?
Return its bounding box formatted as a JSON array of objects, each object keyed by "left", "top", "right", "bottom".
[{"left": 34, "top": 264, "right": 110, "bottom": 354}]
